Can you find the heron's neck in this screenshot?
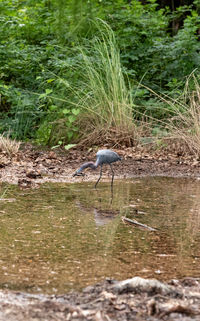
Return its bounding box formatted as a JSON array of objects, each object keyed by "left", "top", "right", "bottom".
[{"left": 79, "top": 161, "right": 98, "bottom": 172}]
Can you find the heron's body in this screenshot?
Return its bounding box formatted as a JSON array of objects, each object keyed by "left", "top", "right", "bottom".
[
  {"left": 96, "top": 150, "right": 120, "bottom": 166},
  {"left": 73, "top": 149, "right": 121, "bottom": 188}
]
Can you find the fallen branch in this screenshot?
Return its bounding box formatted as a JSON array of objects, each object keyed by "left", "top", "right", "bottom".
[{"left": 122, "top": 216, "right": 157, "bottom": 231}]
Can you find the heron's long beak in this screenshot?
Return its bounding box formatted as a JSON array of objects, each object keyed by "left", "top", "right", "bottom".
[{"left": 73, "top": 172, "right": 85, "bottom": 177}]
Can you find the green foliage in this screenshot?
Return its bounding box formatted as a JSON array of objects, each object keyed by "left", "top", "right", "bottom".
[
  {"left": 0, "top": 0, "right": 199, "bottom": 146},
  {"left": 107, "top": 1, "right": 200, "bottom": 92},
  {"left": 0, "top": 84, "right": 41, "bottom": 140}
]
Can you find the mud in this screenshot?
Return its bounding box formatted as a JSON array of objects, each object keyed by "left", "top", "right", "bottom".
[{"left": 0, "top": 277, "right": 200, "bottom": 321}]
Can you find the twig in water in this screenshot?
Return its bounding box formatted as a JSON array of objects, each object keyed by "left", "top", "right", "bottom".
[{"left": 122, "top": 216, "right": 157, "bottom": 231}]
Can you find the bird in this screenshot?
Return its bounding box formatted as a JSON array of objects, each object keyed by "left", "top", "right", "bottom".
[{"left": 73, "top": 149, "right": 121, "bottom": 188}]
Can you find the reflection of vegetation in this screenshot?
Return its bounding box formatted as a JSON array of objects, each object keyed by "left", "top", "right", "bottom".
[{"left": 0, "top": 183, "right": 11, "bottom": 200}]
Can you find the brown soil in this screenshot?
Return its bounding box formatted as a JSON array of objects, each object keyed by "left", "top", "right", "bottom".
[
  {"left": 0, "top": 143, "right": 200, "bottom": 187},
  {"left": 0, "top": 143, "right": 200, "bottom": 321}
]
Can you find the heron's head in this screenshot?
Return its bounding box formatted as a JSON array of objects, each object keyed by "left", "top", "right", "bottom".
[
  {"left": 73, "top": 170, "right": 85, "bottom": 177},
  {"left": 73, "top": 162, "right": 96, "bottom": 177}
]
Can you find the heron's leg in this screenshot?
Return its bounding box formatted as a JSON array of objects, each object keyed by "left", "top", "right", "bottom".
[
  {"left": 110, "top": 164, "right": 115, "bottom": 190},
  {"left": 95, "top": 165, "right": 103, "bottom": 189}
]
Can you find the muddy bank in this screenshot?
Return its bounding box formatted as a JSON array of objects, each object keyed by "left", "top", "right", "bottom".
[
  {"left": 0, "top": 144, "right": 200, "bottom": 187},
  {"left": 1, "top": 277, "right": 200, "bottom": 321}
]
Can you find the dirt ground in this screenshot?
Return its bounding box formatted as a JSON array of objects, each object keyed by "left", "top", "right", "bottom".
[
  {"left": 0, "top": 143, "right": 200, "bottom": 321},
  {"left": 0, "top": 143, "right": 200, "bottom": 187}
]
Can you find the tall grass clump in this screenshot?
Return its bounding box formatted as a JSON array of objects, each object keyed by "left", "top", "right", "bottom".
[{"left": 71, "top": 20, "right": 135, "bottom": 145}]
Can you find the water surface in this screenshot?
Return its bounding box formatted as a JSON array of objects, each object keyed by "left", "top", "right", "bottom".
[{"left": 0, "top": 177, "right": 200, "bottom": 294}]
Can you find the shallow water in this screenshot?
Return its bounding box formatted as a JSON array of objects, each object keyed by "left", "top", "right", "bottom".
[{"left": 0, "top": 177, "right": 200, "bottom": 294}]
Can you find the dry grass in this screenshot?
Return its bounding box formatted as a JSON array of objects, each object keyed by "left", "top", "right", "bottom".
[
  {"left": 0, "top": 135, "right": 21, "bottom": 156},
  {"left": 136, "top": 74, "right": 200, "bottom": 156},
  {"left": 167, "top": 75, "right": 200, "bottom": 156},
  {"left": 76, "top": 116, "right": 151, "bottom": 148},
  {"left": 77, "top": 126, "right": 135, "bottom": 148}
]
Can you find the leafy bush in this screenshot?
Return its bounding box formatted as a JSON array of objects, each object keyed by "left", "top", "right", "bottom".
[{"left": 0, "top": 0, "right": 199, "bottom": 146}]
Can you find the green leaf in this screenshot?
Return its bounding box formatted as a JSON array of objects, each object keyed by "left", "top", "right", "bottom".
[
  {"left": 72, "top": 108, "right": 80, "bottom": 115},
  {"left": 64, "top": 144, "right": 76, "bottom": 150},
  {"left": 39, "top": 93, "right": 46, "bottom": 99},
  {"left": 68, "top": 115, "right": 76, "bottom": 123},
  {"left": 62, "top": 108, "right": 70, "bottom": 114},
  {"left": 47, "top": 78, "right": 55, "bottom": 83},
  {"left": 49, "top": 105, "right": 57, "bottom": 111},
  {"left": 67, "top": 131, "right": 73, "bottom": 139},
  {"left": 45, "top": 89, "right": 53, "bottom": 95}
]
